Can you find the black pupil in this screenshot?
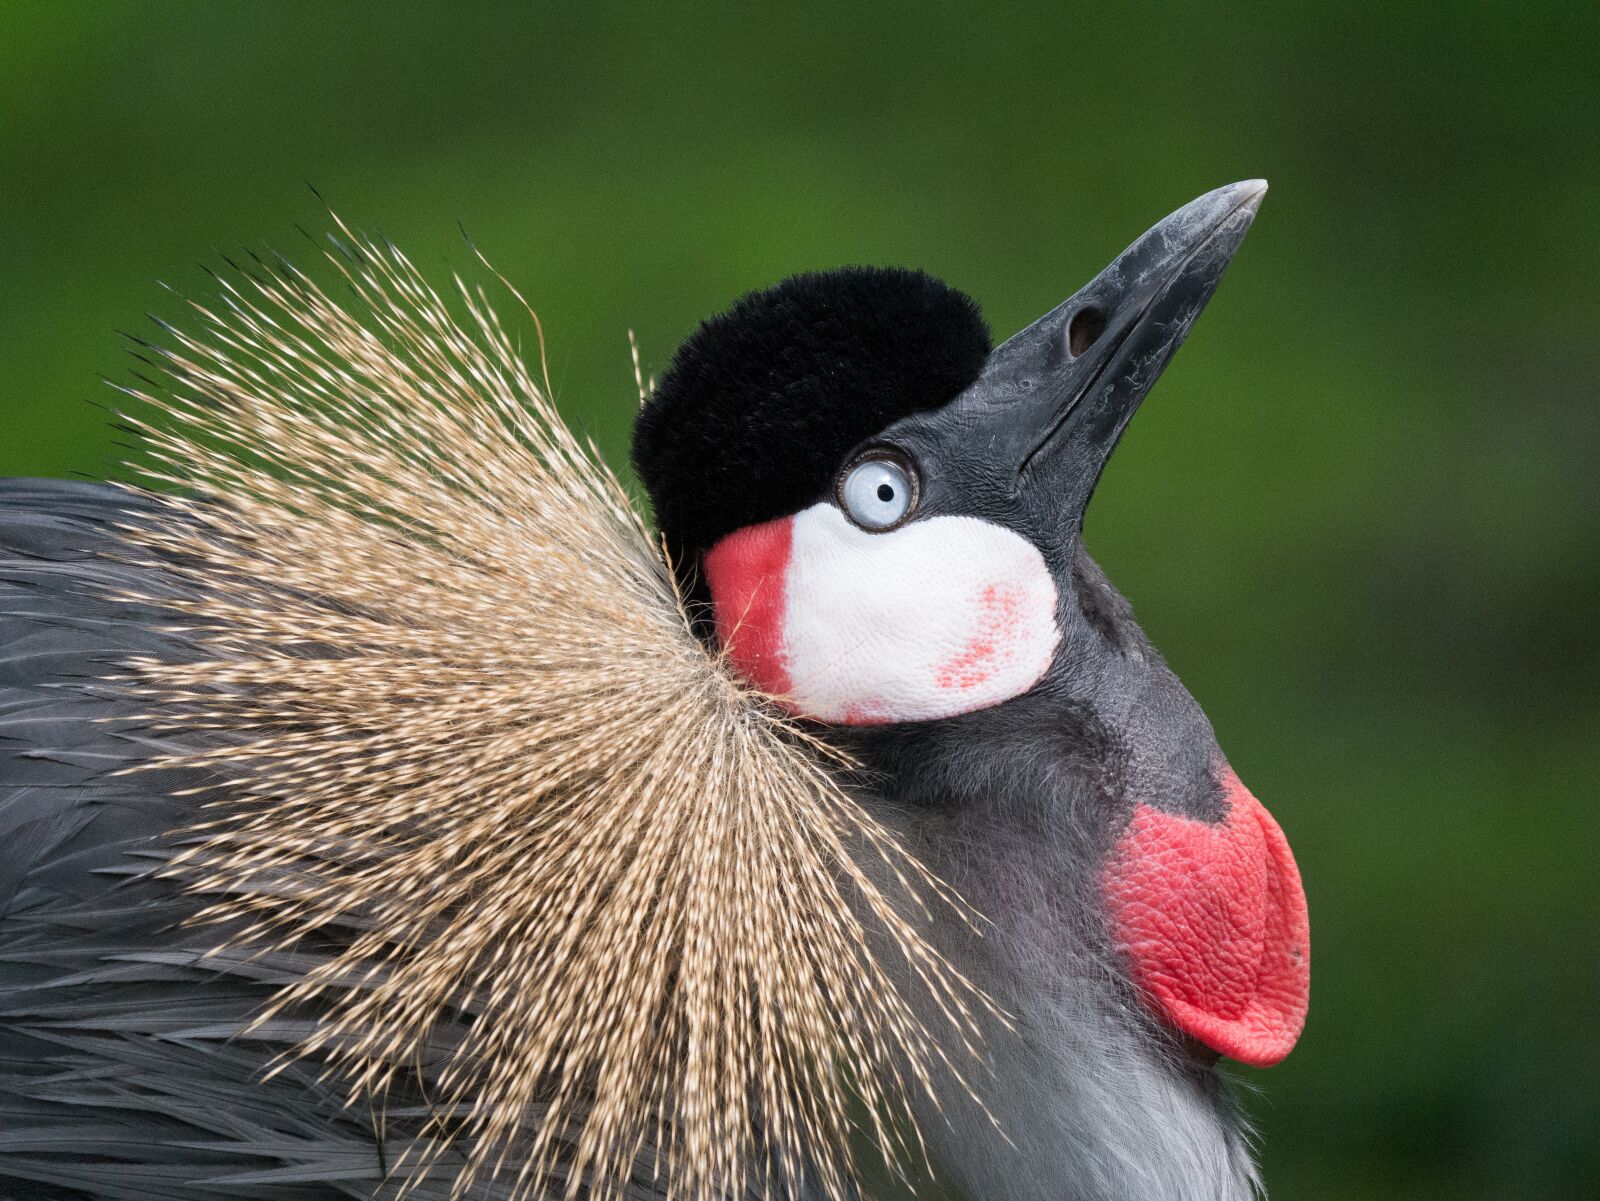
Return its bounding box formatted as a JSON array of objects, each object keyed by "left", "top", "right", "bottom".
[{"left": 876, "top": 483, "right": 895, "bottom": 503}]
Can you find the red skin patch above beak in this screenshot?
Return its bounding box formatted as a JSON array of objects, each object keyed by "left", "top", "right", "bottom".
[
  {"left": 703, "top": 516, "right": 794, "bottom": 698},
  {"left": 1102, "top": 770, "right": 1310, "bottom": 1067}
]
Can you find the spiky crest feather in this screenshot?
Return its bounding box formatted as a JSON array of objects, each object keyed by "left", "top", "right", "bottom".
[{"left": 105, "top": 221, "right": 997, "bottom": 1201}]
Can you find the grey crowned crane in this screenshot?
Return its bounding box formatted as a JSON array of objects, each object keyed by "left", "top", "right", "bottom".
[{"left": 0, "top": 181, "right": 1306, "bottom": 1201}]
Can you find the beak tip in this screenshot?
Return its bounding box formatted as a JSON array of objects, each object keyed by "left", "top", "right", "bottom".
[{"left": 1232, "top": 178, "right": 1269, "bottom": 215}]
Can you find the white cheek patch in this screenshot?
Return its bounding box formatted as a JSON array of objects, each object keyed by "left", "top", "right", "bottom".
[{"left": 779, "top": 504, "right": 1060, "bottom": 724}]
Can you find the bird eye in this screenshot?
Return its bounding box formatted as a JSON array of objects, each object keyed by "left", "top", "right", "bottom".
[{"left": 838, "top": 453, "right": 918, "bottom": 531}]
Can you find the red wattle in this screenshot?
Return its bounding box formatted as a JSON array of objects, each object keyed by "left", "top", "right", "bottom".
[
  {"left": 703, "top": 516, "right": 794, "bottom": 698},
  {"left": 1102, "top": 771, "right": 1309, "bottom": 1067}
]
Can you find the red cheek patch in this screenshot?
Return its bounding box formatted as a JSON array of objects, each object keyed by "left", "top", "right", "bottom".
[
  {"left": 934, "top": 582, "right": 1026, "bottom": 691},
  {"left": 1102, "top": 771, "right": 1309, "bottom": 1067},
  {"left": 703, "top": 517, "right": 794, "bottom": 698}
]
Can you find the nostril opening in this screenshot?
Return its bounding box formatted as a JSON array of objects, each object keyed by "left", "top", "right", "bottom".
[{"left": 1068, "top": 307, "right": 1107, "bottom": 358}]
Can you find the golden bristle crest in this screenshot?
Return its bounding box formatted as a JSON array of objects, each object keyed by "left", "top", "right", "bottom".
[{"left": 110, "top": 220, "right": 995, "bottom": 1201}]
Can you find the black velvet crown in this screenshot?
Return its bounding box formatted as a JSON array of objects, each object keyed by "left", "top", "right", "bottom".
[{"left": 632, "top": 266, "right": 991, "bottom": 570}]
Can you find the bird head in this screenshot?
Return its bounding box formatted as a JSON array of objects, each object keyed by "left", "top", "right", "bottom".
[
  {"left": 636, "top": 181, "right": 1265, "bottom": 727},
  {"left": 635, "top": 181, "right": 1308, "bottom": 1096}
]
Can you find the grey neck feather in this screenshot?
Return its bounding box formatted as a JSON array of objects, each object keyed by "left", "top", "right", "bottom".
[{"left": 846, "top": 614, "right": 1259, "bottom": 1200}]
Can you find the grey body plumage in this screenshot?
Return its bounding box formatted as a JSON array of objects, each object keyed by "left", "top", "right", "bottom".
[{"left": 0, "top": 480, "right": 413, "bottom": 1200}]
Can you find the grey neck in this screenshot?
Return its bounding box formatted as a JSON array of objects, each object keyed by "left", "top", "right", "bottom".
[{"left": 846, "top": 685, "right": 1257, "bottom": 1201}]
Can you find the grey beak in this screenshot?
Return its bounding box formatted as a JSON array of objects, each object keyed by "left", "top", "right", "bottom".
[{"left": 957, "top": 180, "right": 1267, "bottom": 521}]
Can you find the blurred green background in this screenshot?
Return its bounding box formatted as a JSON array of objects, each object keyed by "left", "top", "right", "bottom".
[{"left": 2, "top": 2, "right": 1596, "bottom": 1198}]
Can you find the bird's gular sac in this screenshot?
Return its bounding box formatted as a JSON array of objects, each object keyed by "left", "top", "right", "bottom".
[
  {"left": 702, "top": 181, "right": 1308, "bottom": 1066},
  {"left": 1103, "top": 767, "right": 1309, "bottom": 1066}
]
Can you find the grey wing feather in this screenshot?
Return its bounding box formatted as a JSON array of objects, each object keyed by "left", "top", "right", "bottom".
[{"left": 0, "top": 479, "right": 488, "bottom": 1201}]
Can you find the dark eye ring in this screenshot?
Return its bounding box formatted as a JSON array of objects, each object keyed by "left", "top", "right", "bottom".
[{"left": 835, "top": 448, "right": 920, "bottom": 532}]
